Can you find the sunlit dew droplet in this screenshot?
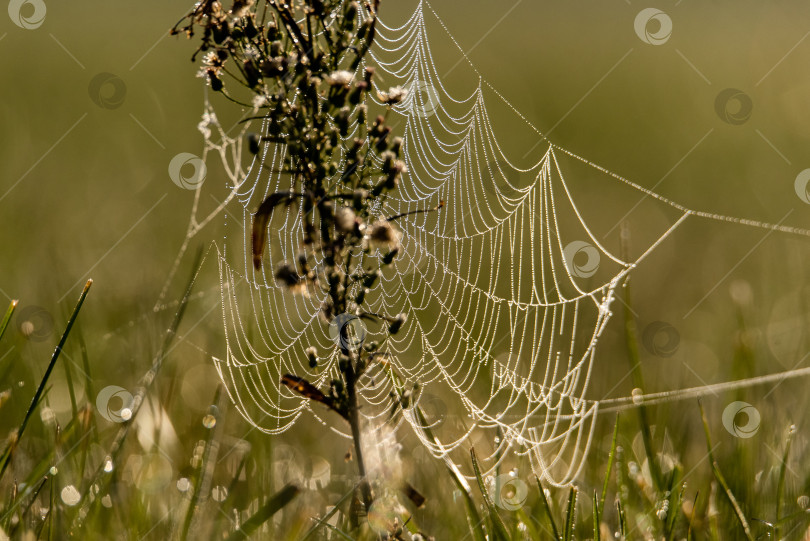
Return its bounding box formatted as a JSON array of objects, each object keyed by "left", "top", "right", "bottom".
[
  {"left": 177, "top": 477, "right": 191, "bottom": 493},
  {"left": 494, "top": 436, "right": 501, "bottom": 444},
  {"left": 631, "top": 388, "right": 643, "bottom": 405},
  {"left": 40, "top": 407, "right": 55, "bottom": 424},
  {"left": 103, "top": 457, "right": 114, "bottom": 473},
  {"left": 510, "top": 468, "right": 518, "bottom": 478},
  {"left": 120, "top": 408, "right": 132, "bottom": 421},
  {"left": 798, "top": 495, "right": 810, "bottom": 509},
  {"left": 211, "top": 485, "right": 228, "bottom": 502},
  {"left": 60, "top": 485, "right": 81, "bottom": 506},
  {"left": 49, "top": 466, "right": 58, "bottom": 476},
  {"left": 39, "top": 507, "right": 49, "bottom": 519},
  {"left": 18, "top": 381, "right": 24, "bottom": 387},
  {"left": 202, "top": 405, "right": 219, "bottom": 429}
]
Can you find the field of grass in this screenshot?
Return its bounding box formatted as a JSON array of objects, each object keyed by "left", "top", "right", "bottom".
[{"left": 3, "top": 1, "right": 810, "bottom": 539}]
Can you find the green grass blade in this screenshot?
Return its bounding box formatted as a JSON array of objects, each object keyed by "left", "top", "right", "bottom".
[
  {"left": 182, "top": 385, "right": 228, "bottom": 540},
  {"left": 301, "top": 485, "right": 356, "bottom": 541},
  {"left": 616, "top": 498, "right": 627, "bottom": 538},
  {"left": 666, "top": 479, "right": 685, "bottom": 541},
  {"left": 0, "top": 281, "right": 92, "bottom": 482},
  {"left": 514, "top": 506, "right": 540, "bottom": 540},
  {"left": 698, "top": 400, "right": 754, "bottom": 541},
  {"left": 535, "top": 477, "right": 560, "bottom": 540},
  {"left": 562, "top": 486, "right": 577, "bottom": 541},
  {"left": 226, "top": 484, "right": 300, "bottom": 540},
  {"left": 470, "top": 447, "right": 510, "bottom": 541},
  {"left": 0, "top": 300, "right": 17, "bottom": 344},
  {"left": 687, "top": 492, "right": 698, "bottom": 541},
  {"left": 593, "top": 490, "right": 600, "bottom": 541},
  {"left": 321, "top": 522, "right": 356, "bottom": 541},
  {"left": 600, "top": 413, "right": 619, "bottom": 519},
  {"left": 775, "top": 424, "right": 796, "bottom": 538}
]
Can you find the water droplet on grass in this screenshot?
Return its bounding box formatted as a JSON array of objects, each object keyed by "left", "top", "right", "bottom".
[{"left": 61, "top": 485, "right": 80, "bottom": 506}]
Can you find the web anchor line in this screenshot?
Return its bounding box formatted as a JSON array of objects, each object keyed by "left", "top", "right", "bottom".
[{"left": 597, "top": 364, "right": 810, "bottom": 413}]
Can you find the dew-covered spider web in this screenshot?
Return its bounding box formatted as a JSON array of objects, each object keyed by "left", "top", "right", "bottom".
[{"left": 166, "top": 1, "right": 810, "bottom": 486}]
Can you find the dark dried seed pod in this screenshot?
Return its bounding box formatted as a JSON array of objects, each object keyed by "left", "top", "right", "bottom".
[
  {"left": 247, "top": 133, "right": 261, "bottom": 154},
  {"left": 382, "top": 248, "right": 399, "bottom": 265},
  {"left": 243, "top": 60, "right": 261, "bottom": 87},
  {"left": 266, "top": 22, "right": 278, "bottom": 40},
  {"left": 363, "top": 270, "right": 379, "bottom": 288},
  {"left": 244, "top": 17, "right": 258, "bottom": 39},
  {"left": 213, "top": 22, "right": 229, "bottom": 44},
  {"left": 306, "top": 347, "right": 318, "bottom": 368},
  {"left": 346, "top": 1, "right": 358, "bottom": 21},
  {"left": 353, "top": 189, "right": 367, "bottom": 210},
  {"left": 388, "top": 313, "right": 408, "bottom": 335},
  {"left": 209, "top": 71, "right": 224, "bottom": 92},
  {"left": 275, "top": 263, "right": 302, "bottom": 288}
]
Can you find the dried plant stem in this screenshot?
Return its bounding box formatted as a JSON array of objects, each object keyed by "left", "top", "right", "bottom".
[{"left": 346, "top": 363, "right": 373, "bottom": 511}]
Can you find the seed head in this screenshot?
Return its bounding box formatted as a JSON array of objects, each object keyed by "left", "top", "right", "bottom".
[
  {"left": 368, "top": 220, "right": 402, "bottom": 252},
  {"left": 335, "top": 206, "right": 357, "bottom": 233},
  {"left": 388, "top": 313, "right": 408, "bottom": 334},
  {"left": 275, "top": 263, "right": 307, "bottom": 294},
  {"left": 325, "top": 70, "right": 354, "bottom": 87},
  {"left": 378, "top": 86, "right": 408, "bottom": 105}
]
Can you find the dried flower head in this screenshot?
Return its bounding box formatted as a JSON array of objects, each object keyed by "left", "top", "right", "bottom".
[
  {"left": 388, "top": 313, "right": 407, "bottom": 334},
  {"left": 325, "top": 70, "right": 354, "bottom": 87},
  {"left": 202, "top": 51, "right": 225, "bottom": 71},
  {"left": 335, "top": 206, "right": 357, "bottom": 233},
  {"left": 252, "top": 93, "right": 269, "bottom": 109},
  {"left": 368, "top": 219, "right": 402, "bottom": 252},
  {"left": 231, "top": 0, "right": 254, "bottom": 17},
  {"left": 275, "top": 263, "right": 307, "bottom": 294},
  {"left": 378, "top": 85, "right": 408, "bottom": 105}
]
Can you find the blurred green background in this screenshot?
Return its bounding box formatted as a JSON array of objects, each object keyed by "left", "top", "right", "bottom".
[{"left": 3, "top": 0, "right": 810, "bottom": 537}]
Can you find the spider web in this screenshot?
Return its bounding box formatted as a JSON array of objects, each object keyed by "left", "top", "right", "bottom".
[{"left": 167, "top": 1, "right": 810, "bottom": 486}]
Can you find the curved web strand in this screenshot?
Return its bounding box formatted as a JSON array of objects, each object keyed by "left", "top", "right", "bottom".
[{"left": 181, "top": 1, "right": 810, "bottom": 486}]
